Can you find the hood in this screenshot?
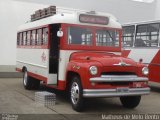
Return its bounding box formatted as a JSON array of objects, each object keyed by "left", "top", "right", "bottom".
[{"left": 70, "top": 52, "right": 137, "bottom": 67}]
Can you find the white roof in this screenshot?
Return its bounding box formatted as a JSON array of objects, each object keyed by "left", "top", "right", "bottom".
[
  {"left": 123, "top": 19, "right": 160, "bottom": 26},
  {"left": 18, "top": 7, "right": 122, "bottom": 31}
]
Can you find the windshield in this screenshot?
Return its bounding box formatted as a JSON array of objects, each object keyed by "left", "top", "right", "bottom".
[
  {"left": 68, "top": 26, "right": 93, "bottom": 45},
  {"left": 96, "top": 29, "right": 119, "bottom": 47},
  {"left": 67, "top": 25, "right": 120, "bottom": 48}
]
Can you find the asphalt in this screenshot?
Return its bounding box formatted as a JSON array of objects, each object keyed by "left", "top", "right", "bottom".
[{"left": 0, "top": 78, "right": 160, "bottom": 120}]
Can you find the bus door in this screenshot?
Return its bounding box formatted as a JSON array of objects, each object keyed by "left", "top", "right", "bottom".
[{"left": 48, "top": 24, "right": 61, "bottom": 85}]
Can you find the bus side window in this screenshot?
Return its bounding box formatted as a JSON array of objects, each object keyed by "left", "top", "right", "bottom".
[
  {"left": 19, "top": 32, "right": 23, "bottom": 45},
  {"left": 23, "top": 32, "right": 27, "bottom": 45},
  {"left": 42, "top": 28, "right": 48, "bottom": 45},
  {"left": 27, "top": 31, "right": 31, "bottom": 45},
  {"left": 135, "top": 38, "right": 146, "bottom": 47},
  {"left": 17, "top": 33, "right": 20, "bottom": 46},
  {"left": 31, "top": 30, "right": 36, "bottom": 46},
  {"left": 37, "top": 29, "right": 42, "bottom": 45}
]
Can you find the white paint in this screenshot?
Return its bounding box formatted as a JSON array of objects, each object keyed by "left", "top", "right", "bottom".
[
  {"left": 127, "top": 48, "right": 159, "bottom": 63},
  {"left": 16, "top": 48, "right": 49, "bottom": 77},
  {"left": 17, "top": 48, "right": 48, "bottom": 67},
  {"left": 48, "top": 74, "right": 57, "bottom": 84},
  {"left": 58, "top": 50, "right": 76, "bottom": 81}
]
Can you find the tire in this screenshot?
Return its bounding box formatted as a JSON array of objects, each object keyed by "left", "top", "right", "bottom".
[
  {"left": 32, "top": 79, "right": 40, "bottom": 89},
  {"left": 23, "top": 70, "right": 32, "bottom": 90},
  {"left": 120, "top": 96, "right": 141, "bottom": 109},
  {"left": 70, "top": 75, "right": 84, "bottom": 112},
  {"left": 23, "top": 70, "right": 40, "bottom": 90}
]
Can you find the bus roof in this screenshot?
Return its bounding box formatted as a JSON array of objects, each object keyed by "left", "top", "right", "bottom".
[
  {"left": 18, "top": 7, "right": 122, "bottom": 31},
  {"left": 122, "top": 19, "right": 160, "bottom": 26}
]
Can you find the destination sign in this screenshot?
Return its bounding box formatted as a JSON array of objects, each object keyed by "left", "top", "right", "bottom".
[{"left": 79, "top": 14, "right": 109, "bottom": 25}]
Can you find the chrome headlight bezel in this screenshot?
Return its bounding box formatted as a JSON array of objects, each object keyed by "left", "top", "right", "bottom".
[
  {"left": 142, "top": 67, "right": 149, "bottom": 75},
  {"left": 89, "top": 66, "right": 98, "bottom": 75}
]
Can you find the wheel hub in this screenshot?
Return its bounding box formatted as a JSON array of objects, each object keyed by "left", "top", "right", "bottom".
[
  {"left": 23, "top": 72, "right": 27, "bottom": 86},
  {"left": 71, "top": 82, "right": 79, "bottom": 105}
]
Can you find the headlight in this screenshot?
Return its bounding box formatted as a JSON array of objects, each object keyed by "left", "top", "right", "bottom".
[
  {"left": 89, "top": 66, "right": 98, "bottom": 75},
  {"left": 142, "top": 67, "right": 149, "bottom": 75}
]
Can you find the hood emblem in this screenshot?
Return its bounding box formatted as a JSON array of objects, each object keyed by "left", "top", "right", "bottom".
[{"left": 113, "top": 59, "right": 131, "bottom": 66}]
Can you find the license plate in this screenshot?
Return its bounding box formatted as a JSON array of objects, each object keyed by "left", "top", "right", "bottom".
[{"left": 117, "top": 87, "right": 129, "bottom": 92}]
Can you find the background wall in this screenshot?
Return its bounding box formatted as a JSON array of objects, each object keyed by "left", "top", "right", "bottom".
[
  {"left": 0, "top": 0, "right": 159, "bottom": 65},
  {"left": 0, "top": 0, "right": 46, "bottom": 65}
]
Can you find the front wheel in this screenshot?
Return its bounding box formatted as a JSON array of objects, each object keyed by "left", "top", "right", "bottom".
[
  {"left": 70, "top": 76, "right": 84, "bottom": 112},
  {"left": 120, "top": 96, "right": 141, "bottom": 109}
]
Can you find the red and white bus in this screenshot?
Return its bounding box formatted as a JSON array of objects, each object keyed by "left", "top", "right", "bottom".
[
  {"left": 16, "top": 6, "right": 150, "bottom": 111},
  {"left": 122, "top": 20, "right": 160, "bottom": 86}
]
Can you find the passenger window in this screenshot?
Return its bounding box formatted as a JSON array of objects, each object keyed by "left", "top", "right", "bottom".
[
  {"left": 122, "top": 25, "right": 135, "bottom": 47},
  {"left": 19, "top": 33, "right": 23, "bottom": 45},
  {"left": 31, "top": 30, "right": 36, "bottom": 45},
  {"left": 42, "top": 28, "right": 48, "bottom": 45},
  {"left": 23, "top": 32, "right": 27, "bottom": 45},
  {"left": 37, "top": 29, "right": 42, "bottom": 45},
  {"left": 27, "top": 31, "right": 31, "bottom": 45},
  {"left": 17, "top": 33, "right": 20, "bottom": 45},
  {"left": 135, "top": 23, "right": 160, "bottom": 47}
]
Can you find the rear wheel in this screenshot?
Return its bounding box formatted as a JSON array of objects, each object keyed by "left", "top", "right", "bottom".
[
  {"left": 70, "top": 75, "right": 84, "bottom": 112},
  {"left": 23, "top": 70, "right": 32, "bottom": 89},
  {"left": 23, "top": 70, "right": 40, "bottom": 90},
  {"left": 120, "top": 96, "right": 141, "bottom": 109}
]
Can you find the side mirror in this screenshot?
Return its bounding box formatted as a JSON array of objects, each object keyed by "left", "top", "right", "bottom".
[{"left": 57, "top": 28, "right": 63, "bottom": 37}]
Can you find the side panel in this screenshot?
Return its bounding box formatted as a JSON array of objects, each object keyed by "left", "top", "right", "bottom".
[
  {"left": 58, "top": 50, "right": 76, "bottom": 81},
  {"left": 124, "top": 48, "right": 159, "bottom": 63},
  {"left": 16, "top": 48, "right": 49, "bottom": 79}
]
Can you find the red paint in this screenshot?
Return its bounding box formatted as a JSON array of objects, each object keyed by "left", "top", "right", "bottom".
[
  {"left": 66, "top": 51, "right": 147, "bottom": 90},
  {"left": 16, "top": 68, "right": 22, "bottom": 72},
  {"left": 57, "top": 80, "right": 66, "bottom": 90},
  {"left": 121, "top": 50, "right": 131, "bottom": 57},
  {"left": 148, "top": 50, "right": 160, "bottom": 83},
  {"left": 28, "top": 72, "right": 47, "bottom": 82},
  {"left": 41, "top": 52, "right": 47, "bottom": 62},
  {"left": 17, "top": 45, "right": 48, "bottom": 49}
]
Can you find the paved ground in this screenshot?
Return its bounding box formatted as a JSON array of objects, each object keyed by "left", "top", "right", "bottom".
[{"left": 0, "top": 78, "right": 160, "bottom": 120}]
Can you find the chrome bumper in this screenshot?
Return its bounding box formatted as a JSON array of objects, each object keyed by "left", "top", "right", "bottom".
[
  {"left": 90, "top": 75, "right": 148, "bottom": 82},
  {"left": 83, "top": 87, "right": 150, "bottom": 98}
]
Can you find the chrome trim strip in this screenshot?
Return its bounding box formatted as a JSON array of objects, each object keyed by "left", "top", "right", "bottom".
[
  {"left": 113, "top": 63, "right": 131, "bottom": 66},
  {"left": 16, "top": 60, "right": 47, "bottom": 68},
  {"left": 90, "top": 75, "right": 148, "bottom": 82},
  {"left": 83, "top": 87, "right": 150, "bottom": 98}
]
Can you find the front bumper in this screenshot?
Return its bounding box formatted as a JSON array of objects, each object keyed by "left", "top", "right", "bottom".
[{"left": 83, "top": 87, "right": 150, "bottom": 98}]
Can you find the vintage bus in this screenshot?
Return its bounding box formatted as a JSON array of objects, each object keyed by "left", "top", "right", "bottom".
[
  {"left": 122, "top": 20, "right": 160, "bottom": 86},
  {"left": 16, "top": 6, "right": 150, "bottom": 111}
]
